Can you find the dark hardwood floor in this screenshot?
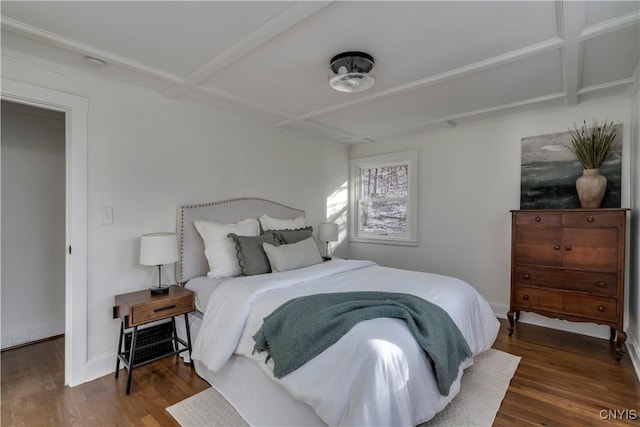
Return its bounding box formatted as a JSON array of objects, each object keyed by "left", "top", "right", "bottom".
[
  {"left": 1, "top": 336, "right": 208, "bottom": 426},
  {"left": 2, "top": 319, "right": 639, "bottom": 426},
  {"left": 492, "top": 320, "right": 640, "bottom": 426}
]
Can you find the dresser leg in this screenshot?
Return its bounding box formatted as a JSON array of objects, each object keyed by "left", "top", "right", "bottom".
[
  {"left": 507, "top": 311, "right": 515, "bottom": 336},
  {"left": 615, "top": 330, "right": 627, "bottom": 361},
  {"left": 610, "top": 327, "right": 616, "bottom": 342}
]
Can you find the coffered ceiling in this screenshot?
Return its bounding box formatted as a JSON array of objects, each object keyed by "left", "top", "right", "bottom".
[{"left": 2, "top": 1, "right": 638, "bottom": 143}]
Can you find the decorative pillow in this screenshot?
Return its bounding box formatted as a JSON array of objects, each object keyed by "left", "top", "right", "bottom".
[
  {"left": 274, "top": 226, "right": 314, "bottom": 244},
  {"left": 263, "top": 236, "right": 323, "bottom": 273},
  {"left": 260, "top": 229, "right": 280, "bottom": 243},
  {"left": 259, "top": 214, "right": 306, "bottom": 232},
  {"left": 228, "top": 233, "right": 280, "bottom": 276},
  {"left": 194, "top": 218, "right": 260, "bottom": 277}
]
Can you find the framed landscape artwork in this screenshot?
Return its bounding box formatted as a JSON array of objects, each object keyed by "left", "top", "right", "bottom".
[{"left": 520, "top": 125, "right": 622, "bottom": 209}]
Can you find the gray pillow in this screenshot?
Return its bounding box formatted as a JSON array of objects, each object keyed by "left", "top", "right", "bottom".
[
  {"left": 227, "top": 233, "right": 280, "bottom": 276},
  {"left": 262, "top": 236, "right": 323, "bottom": 272},
  {"left": 273, "top": 226, "right": 314, "bottom": 244}
]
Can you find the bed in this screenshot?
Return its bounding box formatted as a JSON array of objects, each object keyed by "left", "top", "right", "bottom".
[{"left": 175, "top": 197, "right": 500, "bottom": 426}]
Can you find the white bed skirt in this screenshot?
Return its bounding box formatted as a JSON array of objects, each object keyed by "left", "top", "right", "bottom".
[{"left": 176, "top": 312, "right": 325, "bottom": 426}]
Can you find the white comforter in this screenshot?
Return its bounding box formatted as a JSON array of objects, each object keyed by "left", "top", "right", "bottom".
[{"left": 192, "top": 259, "right": 500, "bottom": 426}]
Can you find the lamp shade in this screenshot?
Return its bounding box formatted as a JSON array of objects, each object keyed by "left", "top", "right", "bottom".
[
  {"left": 139, "top": 232, "right": 178, "bottom": 266},
  {"left": 318, "top": 222, "right": 339, "bottom": 243}
]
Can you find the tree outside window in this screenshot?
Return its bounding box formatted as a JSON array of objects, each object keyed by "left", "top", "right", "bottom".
[
  {"left": 359, "top": 164, "right": 408, "bottom": 235},
  {"left": 350, "top": 150, "right": 417, "bottom": 245}
]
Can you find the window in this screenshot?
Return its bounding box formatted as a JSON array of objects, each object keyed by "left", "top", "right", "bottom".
[{"left": 350, "top": 150, "right": 417, "bottom": 245}]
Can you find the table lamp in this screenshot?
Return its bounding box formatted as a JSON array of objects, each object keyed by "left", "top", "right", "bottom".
[
  {"left": 318, "top": 222, "right": 339, "bottom": 260},
  {"left": 140, "top": 232, "right": 178, "bottom": 294}
]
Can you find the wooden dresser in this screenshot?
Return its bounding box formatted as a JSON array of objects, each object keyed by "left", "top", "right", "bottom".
[{"left": 508, "top": 208, "right": 628, "bottom": 360}]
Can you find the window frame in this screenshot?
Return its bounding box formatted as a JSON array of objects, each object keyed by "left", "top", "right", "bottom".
[{"left": 349, "top": 149, "right": 418, "bottom": 246}]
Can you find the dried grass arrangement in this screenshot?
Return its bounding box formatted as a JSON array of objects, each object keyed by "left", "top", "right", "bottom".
[{"left": 566, "top": 120, "right": 618, "bottom": 169}]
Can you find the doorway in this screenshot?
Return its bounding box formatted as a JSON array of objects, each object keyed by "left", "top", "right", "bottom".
[
  {"left": 1, "top": 101, "right": 66, "bottom": 353},
  {"left": 1, "top": 79, "right": 88, "bottom": 386}
]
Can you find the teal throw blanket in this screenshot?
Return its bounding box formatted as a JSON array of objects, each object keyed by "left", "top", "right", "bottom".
[{"left": 252, "top": 291, "right": 472, "bottom": 396}]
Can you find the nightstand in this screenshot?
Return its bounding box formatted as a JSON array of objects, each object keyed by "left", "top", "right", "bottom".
[{"left": 113, "top": 285, "right": 195, "bottom": 394}]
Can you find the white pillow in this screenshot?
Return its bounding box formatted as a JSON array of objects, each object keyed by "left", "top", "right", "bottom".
[
  {"left": 194, "top": 218, "right": 260, "bottom": 277},
  {"left": 263, "top": 236, "right": 322, "bottom": 273},
  {"left": 259, "top": 214, "right": 306, "bottom": 231}
]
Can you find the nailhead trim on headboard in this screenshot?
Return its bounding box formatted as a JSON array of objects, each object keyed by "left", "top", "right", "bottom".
[{"left": 177, "top": 197, "right": 304, "bottom": 284}]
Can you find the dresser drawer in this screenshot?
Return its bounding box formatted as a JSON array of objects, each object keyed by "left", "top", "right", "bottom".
[
  {"left": 514, "top": 266, "right": 617, "bottom": 296},
  {"left": 514, "top": 286, "right": 616, "bottom": 322},
  {"left": 515, "top": 212, "right": 561, "bottom": 226},
  {"left": 128, "top": 293, "right": 194, "bottom": 326},
  {"left": 562, "top": 212, "right": 621, "bottom": 228},
  {"left": 515, "top": 227, "right": 563, "bottom": 267},
  {"left": 561, "top": 227, "right": 619, "bottom": 272}
]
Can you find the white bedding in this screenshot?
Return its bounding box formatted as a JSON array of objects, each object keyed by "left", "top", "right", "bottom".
[
  {"left": 192, "top": 259, "right": 500, "bottom": 426},
  {"left": 184, "top": 276, "right": 225, "bottom": 312}
]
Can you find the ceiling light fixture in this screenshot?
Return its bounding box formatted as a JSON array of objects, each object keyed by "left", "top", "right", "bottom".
[{"left": 328, "top": 51, "right": 375, "bottom": 93}]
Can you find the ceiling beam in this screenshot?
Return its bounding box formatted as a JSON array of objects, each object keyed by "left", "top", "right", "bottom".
[
  {"left": 577, "top": 77, "right": 636, "bottom": 95},
  {"left": 0, "top": 16, "right": 184, "bottom": 85},
  {"left": 194, "top": 85, "right": 294, "bottom": 121},
  {"left": 364, "top": 93, "right": 567, "bottom": 142},
  {"left": 279, "top": 7, "right": 638, "bottom": 139},
  {"left": 164, "top": 2, "right": 332, "bottom": 98},
  {"left": 272, "top": 6, "right": 638, "bottom": 132},
  {"left": 274, "top": 37, "right": 565, "bottom": 128},
  {"left": 558, "top": 1, "right": 584, "bottom": 107},
  {"left": 580, "top": 10, "right": 640, "bottom": 40},
  {"left": 291, "top": 118, "right": 375, "bottom": 144}
]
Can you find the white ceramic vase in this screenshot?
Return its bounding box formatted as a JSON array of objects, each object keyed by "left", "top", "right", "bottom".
[{"left": 576, "top": 168, "right": 607, "bottom": 208}]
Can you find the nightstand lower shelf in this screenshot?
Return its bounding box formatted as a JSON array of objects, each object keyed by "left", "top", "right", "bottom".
[{"left": 115, "top": 314, "right": 192, "bottom": 394}]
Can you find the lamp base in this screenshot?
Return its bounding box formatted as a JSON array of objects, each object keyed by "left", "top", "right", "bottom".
[{"left": 150, "top": 285, "right": 169, "bottom": 295}]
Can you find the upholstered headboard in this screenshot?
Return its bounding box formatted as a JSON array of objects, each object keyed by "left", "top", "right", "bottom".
[{"left": 176, "top": 197, "right": 305, "bottom": 284}]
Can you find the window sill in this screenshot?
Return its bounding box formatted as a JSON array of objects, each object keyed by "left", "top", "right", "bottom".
[{"left": 349, "top": 237, "right": 418, "bottom": 247}]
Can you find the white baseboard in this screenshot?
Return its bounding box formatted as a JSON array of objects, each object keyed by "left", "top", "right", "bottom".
[
  {"left": 490, "top": 303, "right": 509, "bottom": 320},
  {"left": 491, "top": 302, "right": 640, "bottom": 382},
  {"left": 624, "top": 325, "right": 640, "bottom": 382},
  {"left": 85, "top": 351, "right": 117, "bottom": 383},
  {"left": 1, "top": 321, "right": 64, "bottom": 349},
  {"left": 489, "top": 303, "right": 609, "bottom": 339}
]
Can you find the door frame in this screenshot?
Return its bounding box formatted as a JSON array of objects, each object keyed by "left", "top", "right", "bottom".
[{"left": 1, "top": 78, "right": 88, "bottom": 386}]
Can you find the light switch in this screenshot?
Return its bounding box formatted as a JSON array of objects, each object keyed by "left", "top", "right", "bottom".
[{"left": 100, "top": 207, "right": 113, "bottom": 225}]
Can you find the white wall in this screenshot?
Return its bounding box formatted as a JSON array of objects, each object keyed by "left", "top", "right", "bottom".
[
  {"left": 1, "top": 54, "right": 349, "bottom": 380},
  {"left": 1, "top": 104, "right": 66, "bottom": 348},
  {"left": 349, "top": 96, "right": 632, "bottom": 339},
  {"left": 628, "top": 82, "right": 640, "bottom": 376}
]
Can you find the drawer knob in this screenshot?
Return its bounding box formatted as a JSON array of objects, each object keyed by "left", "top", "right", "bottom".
[
  {"left": 535, "top": 216, "right": 541, "bottom": 222},
  {"left": 598, "top": 306, "right": 605, "bottom": 312},
  {"left": 587, "top": 216, "right": 594, "bottom": 223},
  {"left": 564, "top": 245, "right": 572, "bottom": 251},
  {"left": 554, "top": 244, "right": 561, "bottom": 250},
  {"left": 596, "top": 281, "right": 607, "bottom": 288},
  {"left": 523, "top": 273, "right": 530, "bottom": 280},
  {"left": 523, "top": 295, "right": 529, "bottom": 301}
]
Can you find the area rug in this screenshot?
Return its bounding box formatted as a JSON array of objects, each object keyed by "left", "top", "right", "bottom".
[{"left": 167, "top": 348, "right": 520, "bottom": 427}]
